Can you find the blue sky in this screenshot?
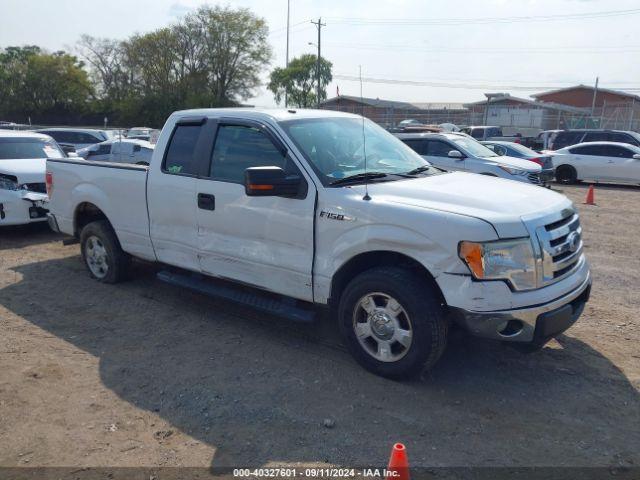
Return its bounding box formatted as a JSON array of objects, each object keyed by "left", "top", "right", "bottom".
[{"left": 1, "top": 0, "right": 639, "bottom": 106}]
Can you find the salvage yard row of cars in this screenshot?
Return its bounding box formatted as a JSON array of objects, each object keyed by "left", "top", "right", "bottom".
[{"left": 2, "top": 121, "right": 640, "bottom": 229}]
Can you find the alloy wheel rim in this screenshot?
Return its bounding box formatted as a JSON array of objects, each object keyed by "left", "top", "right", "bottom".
[
  {"left": 85, "top": 235, "right": 109, "bottom": 279},
  {"left": 352, "top": 292, "right": 413, "bottom": 362}
]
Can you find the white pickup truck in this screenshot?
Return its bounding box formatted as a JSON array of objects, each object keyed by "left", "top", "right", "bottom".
[{"left": 46, "top": 109, "right": 591, "bottom": 378}]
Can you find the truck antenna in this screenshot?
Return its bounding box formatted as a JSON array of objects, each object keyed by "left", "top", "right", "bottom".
[{"left": 360, "top": 65, "right": 371, "bottom": 201}]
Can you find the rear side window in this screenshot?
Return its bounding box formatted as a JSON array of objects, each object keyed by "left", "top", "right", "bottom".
[
  {"left": 583, "top": 132, "right": 611, "bottom": 142},
  {"left": 95, "top": 144, "right": 111, "bottom": 155},
  {"left": 209, "top": 125, "right": 289, "bottom": 184},
  {"left": 469, "top": 129, "right": 483, "bottom": 139},
  {"left": 402, "top": 139, "right": 427, "bottom": 155},
  {"left": 163, "top": 125, "right": 203, "bottom": 175},
  {"left": 552, "top": 132, "right": 583, "bottom": 149},
  {"left": 569, "top": 145, "right": 601, "bottom": 156},
  {"left": 608, "top": 132, "right": 637, "bottom": 145}
]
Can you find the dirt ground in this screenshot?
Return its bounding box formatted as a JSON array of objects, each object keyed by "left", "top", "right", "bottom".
[{"left": 0, "top": 183, "right": 639, "bottom": 471}]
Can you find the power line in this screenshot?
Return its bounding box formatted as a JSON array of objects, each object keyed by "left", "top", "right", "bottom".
[
  {"left": 324, "top": 8, "right": 640, "bottom": 26},
  {"left": 333, "top": 74, "right": 640, "bottom": 92},
  {"left": 322, "top": 42, "right": 640, "bottom": 54}
]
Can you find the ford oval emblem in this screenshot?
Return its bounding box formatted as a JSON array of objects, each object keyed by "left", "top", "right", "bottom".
[{"left": 567, "top": 231, "right": 580, "bottom": 253}]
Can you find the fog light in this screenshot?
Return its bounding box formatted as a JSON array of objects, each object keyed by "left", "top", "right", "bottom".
[{"left": 498, "top": 320, "right": 523, "bottom": 337}]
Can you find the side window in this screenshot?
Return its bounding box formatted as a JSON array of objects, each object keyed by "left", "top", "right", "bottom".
[
  {"left": 608, "top": 132, "right": 635, "bottom": 145},
  {"left": 163, "top": 124, "right": 203, "bottom": 175},
  {"left": 603, "top": 145, "right": 633, "bottom": 158},
  {"left": 95, "top": 144, "right": 111, "bottom": 155},
  {"left": 209, "top": 125, "right": 289, "bottom": 184},
  {"left": 402, "top": 139, "right": 426, "bottom": 155},
  {"left": 470, "top": 129, "right": 483, "bottom": 139},
  {"left": 570, "top": 145, "right": 600, "bottom": 156},
  {"left": 583, "top": 132, "right": 610, "bottom": 142},
  {"left": 427, "top": 140, "right": 455, "bottom": 157},
  {"left": 553, "top": 132, "right": 583, "bottom": 149},
  {"left": 493, "top": 145, "right": 507, "bottom": 156}
]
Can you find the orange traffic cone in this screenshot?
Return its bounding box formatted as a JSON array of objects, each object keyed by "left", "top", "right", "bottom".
[
  {"left": 387, "top": 443, "right": 410, "bottom": 480},
  {"left": 584, "top": 185, "right": 596, "bottom": 205}
]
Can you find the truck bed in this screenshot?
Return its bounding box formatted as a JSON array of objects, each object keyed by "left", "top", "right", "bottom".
[{"left": 46, "top": 158, "right": 156, "bottom": 261}]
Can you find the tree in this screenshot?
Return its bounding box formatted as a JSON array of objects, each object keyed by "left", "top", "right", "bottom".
[
  {"left": 0, "top": 46, "right": 93, "bottom": 123},
  {"left": 268, "top": 54, "right": 333, "bottom": 108},
  {"left": 190, "top": 5, "right": 272, "bottom": 103},
  {"left": 72, "top": 5, "right": 272, "bottom": 125},
  {"left": 76, "top": 35, "right": 130, "bottom": 102}
]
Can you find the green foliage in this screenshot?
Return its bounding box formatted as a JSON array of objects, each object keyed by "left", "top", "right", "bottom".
[
  {"left": 0, "top": 5, "right": 272, "bottom": 126},
  {"left": 0, "top": 46, "right": 93, "bottom": 123},
  {"left": 268, "top": 54, "right": 333, "bottom": 108}
]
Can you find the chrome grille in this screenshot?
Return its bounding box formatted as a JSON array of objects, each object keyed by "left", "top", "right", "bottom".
[{"left": 531, "top": 209, "right": 583, "bottom": 286}]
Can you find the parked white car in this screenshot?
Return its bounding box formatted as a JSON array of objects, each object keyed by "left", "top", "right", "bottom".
[
  {"left": 77, "top": 139, "right": 154, "bottom": 165},
  {"left": 397, "top": 132, "right": 544, "bottom": 185},
  {"left": 35, "top": 128, "right": 119, "bottom": 151},
  {"left": 0, "top": 131, "right": 63, "bottom": 226},
  {"left": 46, "top": 108, "right": 591, "bottom": 378},
  {"left": 550, "top": 141, "right": 640, "bottom": 185}
]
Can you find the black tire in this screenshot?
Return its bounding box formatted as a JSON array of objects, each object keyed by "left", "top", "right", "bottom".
[
  {"left": 80, "top": 220, "right": 130, "bottom": 283},
  {"left": 338, "top": 266, "right": 448, "bottom": 379},
  {"left": 555, "top": 165, "right": 577, "bottom": 184}
]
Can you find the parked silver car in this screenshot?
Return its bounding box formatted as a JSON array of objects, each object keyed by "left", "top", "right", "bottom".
[{"left": 396, "top": 132, "right": 543, "bottom": 185}]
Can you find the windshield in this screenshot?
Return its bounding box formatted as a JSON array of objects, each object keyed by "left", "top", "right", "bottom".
[
  {"left": 279, "top": 117, "right": 430, "bottom": 185},
  {"left": 450, "top": 135, "right": 498, "bottom": 158},
  {"left": 0, "top": 138, "right": 65, "bottom": 160}
]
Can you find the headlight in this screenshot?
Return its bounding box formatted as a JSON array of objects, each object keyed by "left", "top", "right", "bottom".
[
  {"left": 497, "top": 165, "right": 529, "bottom": 176},
  {"left": 459, "top": 238, "right": 537, "bottom": 290},
  {"left": 0, "top": 175, "right": 19, "bottom": 190}
]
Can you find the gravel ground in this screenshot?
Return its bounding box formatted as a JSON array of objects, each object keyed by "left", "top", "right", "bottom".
[{"left": 0, "top": 183, "right": 638, "bottom": 470}]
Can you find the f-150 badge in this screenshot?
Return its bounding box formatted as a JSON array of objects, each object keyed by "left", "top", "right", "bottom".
[{"left": 319, "top": 210, "right": 355, "bottom": 222}]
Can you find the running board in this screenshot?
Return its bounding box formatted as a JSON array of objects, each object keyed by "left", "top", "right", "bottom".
[{"left": 157, "top": 270, "right": 317, "bottom": 323}]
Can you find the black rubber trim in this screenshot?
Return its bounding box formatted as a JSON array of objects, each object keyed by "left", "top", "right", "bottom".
[{"left": 47, "top": 158, "right": 147, "bottom": 171}]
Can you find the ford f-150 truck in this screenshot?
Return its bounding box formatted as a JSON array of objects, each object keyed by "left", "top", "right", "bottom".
[{"left": 46, "top": 109, "right": 591, "bottom": 378}]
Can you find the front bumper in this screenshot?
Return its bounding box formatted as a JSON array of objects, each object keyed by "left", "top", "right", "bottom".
[
  {"left": 449, "top": 271, "right": 591, "bottom": 344},
  {"left": 0, "top": 191, "right": 49, "bottom": 226}
]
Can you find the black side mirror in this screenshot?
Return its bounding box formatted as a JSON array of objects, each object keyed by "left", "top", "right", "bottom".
[{"left": 245, "top": 166, "right": 302, "bottom": 197}]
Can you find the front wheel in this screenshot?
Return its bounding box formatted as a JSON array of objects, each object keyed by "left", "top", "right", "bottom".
[{"left": 338, "top": 267, "right": 448, "bottom": 379}]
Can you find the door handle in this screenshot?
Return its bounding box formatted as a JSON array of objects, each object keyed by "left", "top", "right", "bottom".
[{"left": 197, "top": 193, "right": 215, "bottom": 210}]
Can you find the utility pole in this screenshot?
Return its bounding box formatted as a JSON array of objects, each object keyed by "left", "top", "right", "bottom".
[
  {"left": 590, "top": 76, "right": 599, "bottom": 120},
  {"left": 311, "top": 17, "right": 325, "bottom": 108},
  {"left": 285, "top": 0, "right": 290, "bottom": 108}
]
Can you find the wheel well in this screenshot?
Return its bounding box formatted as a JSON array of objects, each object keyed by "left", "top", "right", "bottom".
[
  {"left": 329, "top": 251, "right": 445, "bottom": 307},
  {"left": 74, "top": 202, "right": 110, "bottom": 237}
]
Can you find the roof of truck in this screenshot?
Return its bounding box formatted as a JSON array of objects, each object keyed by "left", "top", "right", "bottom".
[{"left": 172, "top": 107, "right": 361, "bottom": 122}]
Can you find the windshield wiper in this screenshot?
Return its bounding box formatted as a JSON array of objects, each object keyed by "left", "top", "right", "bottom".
[
  {"left": 405, "top": 165, "right": 433, "bottom": 175},
  {"left": 329, "top": 172, "right": 389, "bottom": 186}
]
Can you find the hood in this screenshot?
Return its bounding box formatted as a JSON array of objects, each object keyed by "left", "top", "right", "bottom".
[
  {"left": 480, "top": 155, "right": 542, "bottom": 172},
  {"left": 0, "top": 158, "right": 46, "bottom": 184},
  {"left": 366, "top": 171, "right": 571, "bottom": 238}
]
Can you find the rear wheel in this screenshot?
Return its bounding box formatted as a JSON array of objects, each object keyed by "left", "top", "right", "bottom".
[
  {"left": 555, "top": 165, "right": 577, "bottom": 184},
  {"left": 80, "top": 220, "right": 130, "bottom": 283},
  {"left": 338, "top": 267, "right": 448, "bottom": 379}
]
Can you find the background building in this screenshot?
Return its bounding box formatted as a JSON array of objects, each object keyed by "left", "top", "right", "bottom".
[{"left": 320, "top": 85, "right": 640, "bottom": 133}]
